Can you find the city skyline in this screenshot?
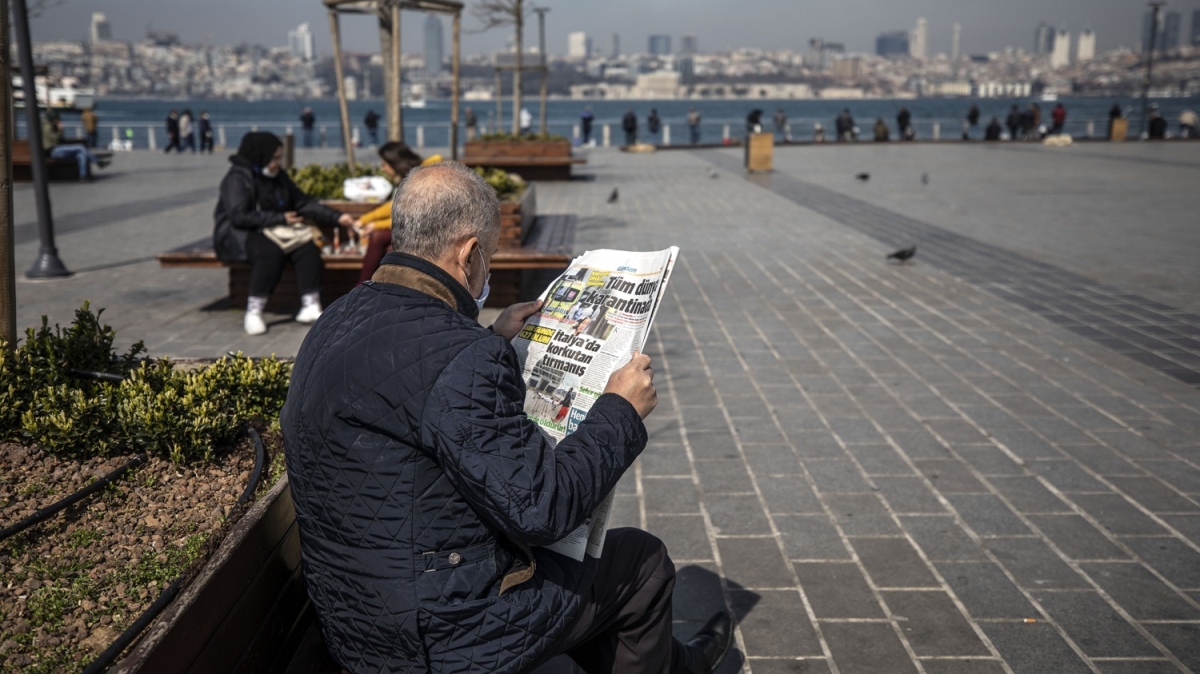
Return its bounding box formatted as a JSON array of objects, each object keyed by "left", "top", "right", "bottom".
[{"left": 27, "top": 0, "right": 1200, "bottom": 58}]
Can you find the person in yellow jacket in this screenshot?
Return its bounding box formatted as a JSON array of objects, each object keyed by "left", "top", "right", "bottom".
[{"left": 354, "top": 143, "right": 442, "bottom": 284}]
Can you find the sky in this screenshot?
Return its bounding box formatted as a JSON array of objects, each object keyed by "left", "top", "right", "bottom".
[{"left": 23, "top": 0, "right": 1200, "bottom": 58}]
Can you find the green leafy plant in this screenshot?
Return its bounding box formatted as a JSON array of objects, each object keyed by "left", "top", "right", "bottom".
[
  {"left": 474, "top": 166, "right": 526, "bottom": 201},
  {"left": 1, "top": 306, "right": 293, "bottom": 464},
  {"left": 472, "top": 131, "right": 565, "bottom": 143},
  {"left": 288, "top": 162, "right": 378, "bottom": 199}
]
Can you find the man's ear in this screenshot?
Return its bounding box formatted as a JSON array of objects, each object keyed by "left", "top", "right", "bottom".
[{"left": 457, "top": 236, "right": 480, "bottom": 271}]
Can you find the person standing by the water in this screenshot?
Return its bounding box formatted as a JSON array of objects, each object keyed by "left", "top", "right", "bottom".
[
  {"left": 873, "top": 118, "right": 890, "bottom": 142},
  {"left": 300, "top": 107, "right": 316, "bottom": 148},
  {"left": 1006, "top": 105, "right": 1021, "bottom": 141},
  {"left": 580, "top": 107, "right": 594, "bottom": 145},
  {"left": 164, "top": 109, "right": 182, "bottom": 153},
  {"left": 1051, "top": 103, "right": 1067, "bottom": 135},
  {"left": 897, "top": 106, "right": 913, "bottom": 141},
  {"left": 773, "top": 108, "right": 788, "bottom": 142},
  {"left": 1180, "top": 109, "right": 1198, "bottom": 139},
  {"left": 464, "top": 107, "right": 477, "bottom": 140},
  {"left": 1148, "top": 103, "right": 1168, "bottom": 139},
  {"left": 199, "top": 111, "right": 214, "bottom": 153},
  {"left": 81, "top": 108, "right": 99, "bottom": 148},
  {"left": 1108, "top": 103, "right": 1123, "bottom": 139},
  {"left": 364, "top": 109, "right": 381, "bottom": 146},
  {"left": 647, "top": 109, "right": 662, "bottom": 144},
  {"left": 966, "top": 104, "right": 980, "bottom": 140},
  {"left": 179, "top": 109, "right": 196, "bottom": 152},
  {"left": 835, "top": 109, "right": 855, "bottom": 142},
  {"left": 687, "top": 108, "right": 702, "bottom": 145},
  {"left": 622, "top": 109, "right": 637, "bottom": 146},
  {"left": 519, "top": 107, "right": 533, "bottom": 135},
  {"left": 1030, "top": 103, "right": 1043, "bottom": 139},
  {"left": 985, "top": 117, "right": 1003, "bottom": 141}
]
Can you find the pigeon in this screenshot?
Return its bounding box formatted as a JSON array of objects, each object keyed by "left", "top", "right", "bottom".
[
  {"left": 921, "top": 172, "right": 929, "bottom": 185},
  {"left": 855, "top": 173, "right": 870, "bottom": 182},
  {"left": 708, "top": 167, "right": 719, "bottom": 179},
  {"left": 607, "top": 188, "right": 619, "bottom": 204},
  {"left": 887, "top": 245, "right": 917, "bottom": 263}
]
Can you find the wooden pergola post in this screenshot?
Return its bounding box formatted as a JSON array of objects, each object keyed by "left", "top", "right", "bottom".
[
  {"left": 390, "top": 1, "right": 403, "bottom": 142},
  {"left": 0, "top": 0, "right": 16, "bottom": 346},
  {"left": 328, "top": 8, "right": 357, "bottom": 170},
  {"left": 450, "top": 10, "right": 461, "bottom": 159},
  {"left": 325, "top": 0, "right": 462, "bottom": 157}
]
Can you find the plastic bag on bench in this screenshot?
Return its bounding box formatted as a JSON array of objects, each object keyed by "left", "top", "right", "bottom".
[{"left": 343, "top": 176, "right": 394, "bottom": 203}]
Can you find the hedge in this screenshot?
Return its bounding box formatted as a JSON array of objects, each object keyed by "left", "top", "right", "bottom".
[{"left": 0, "top": 305, "right": 291, "bottom": 464}]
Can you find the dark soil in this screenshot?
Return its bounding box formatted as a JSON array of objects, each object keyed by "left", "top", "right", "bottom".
[{"left": 0, "top": 432, "right": 284, "bottom": 673}]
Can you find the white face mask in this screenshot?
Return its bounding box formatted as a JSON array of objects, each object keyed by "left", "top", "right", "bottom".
[
  {"left": 261, "top": 166, "right": 279, "bottom": 178},
  {"left": 474, "top": 248, "right": 490, "bottom": 311}
]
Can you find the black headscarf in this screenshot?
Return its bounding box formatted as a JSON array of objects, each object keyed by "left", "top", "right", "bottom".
[{"left": 234, "top": 132, "right": 283, "bottom": 171}]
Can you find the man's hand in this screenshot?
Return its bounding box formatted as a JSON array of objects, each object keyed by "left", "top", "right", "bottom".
[
  {"left": 337, "top": 213, "right": 356, "bottom": 228},
  {"left": 284, "top": 211, "right": 305, "bottom": 225},
  {"left": 603, "top": 352, "right": 657, "bottom": 420},
  {"left": 491, "top": 300, "right": 543, "bottom": 340}
]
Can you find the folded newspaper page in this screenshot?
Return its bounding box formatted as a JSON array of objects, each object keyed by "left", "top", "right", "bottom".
[{"left": 510, "top": 247, "right": 679, "bottom": 561}]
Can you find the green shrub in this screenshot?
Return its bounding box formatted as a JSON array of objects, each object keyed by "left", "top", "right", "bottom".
[
  {"left": 473, "top": 131, "right": 565, "bottom": 143},
  {"left": 473, "top": 167, "right": 526, "bottom": 202},
  {"left": 288, "top": 162, "right": 378, "bottom": 200},
  {"left": 0, "top": 306, "right": 292, "bottom": 464}
]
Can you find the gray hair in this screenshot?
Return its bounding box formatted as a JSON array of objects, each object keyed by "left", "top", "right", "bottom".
[{"left": 390, "top": 162, "right": 500, "bottom": 259}]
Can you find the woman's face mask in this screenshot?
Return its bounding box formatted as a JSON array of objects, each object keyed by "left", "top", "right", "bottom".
[
  {"left": 261, "top": 166, "right": 279, "bottom": 178},
  {"left": 475, "top": 248, "right": 491, "bottom": 311}
]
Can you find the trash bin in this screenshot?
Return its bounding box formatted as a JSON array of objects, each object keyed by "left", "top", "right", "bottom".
[{"left": 745, "top": 132, "right": 774, "bottom": 173}]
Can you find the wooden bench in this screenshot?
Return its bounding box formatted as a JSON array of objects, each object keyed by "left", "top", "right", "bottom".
[
  {"left": 461, "top": 156, "right": 587, "bottom": 182},
  {"left": 12, "top": 139, "right": 81, "bottom": 181},
  {"left": 157, "top": 214, "right": 577, "bottom": 313}
]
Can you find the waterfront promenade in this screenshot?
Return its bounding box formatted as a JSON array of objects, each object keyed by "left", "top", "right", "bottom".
[{"left": 11, "top": 142, "right": 1200, "bottom": 673}]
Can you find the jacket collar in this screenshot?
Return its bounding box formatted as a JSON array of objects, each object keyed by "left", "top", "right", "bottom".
[{"left": 372, "top": 252, "right": 480, "bottom": 321}]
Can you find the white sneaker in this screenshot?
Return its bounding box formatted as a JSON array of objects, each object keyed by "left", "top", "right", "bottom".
[
  {"left": 244, "top": 311, "right": 267, "bottom": 335},
  {"left": 295, "top": 304, "right": 322, "bottom": 324}
]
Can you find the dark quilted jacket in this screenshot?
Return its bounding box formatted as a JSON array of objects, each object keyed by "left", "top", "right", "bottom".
[{"left": 282, "top": 253, "right": 648, "bottom": 673}]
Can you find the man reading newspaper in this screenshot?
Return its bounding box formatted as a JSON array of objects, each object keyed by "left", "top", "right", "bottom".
[{"left": 283, "top": 162, "right": 732, "bottom": 674}]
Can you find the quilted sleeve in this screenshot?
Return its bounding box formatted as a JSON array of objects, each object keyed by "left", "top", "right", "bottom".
[{"left": 421, "top": 334, "right": 648, "bottom": 547}]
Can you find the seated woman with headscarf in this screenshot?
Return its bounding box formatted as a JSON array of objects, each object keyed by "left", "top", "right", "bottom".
[
  {"left": 352, "top": 142, "right": 442, "bottom": 284},
  {"left": 213, "top": 132, "right": 355, "bottom": 335}
]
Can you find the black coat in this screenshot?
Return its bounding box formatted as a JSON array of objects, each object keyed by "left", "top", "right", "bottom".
[
  {"left": 622, "top": 112, "right": 637, "bottom": 133},
  {"left": 282, "top": 253, "right": 648, "bottom": 673},
  {"left": 212, "top": 157, "right": 341, "bottom": 262}
]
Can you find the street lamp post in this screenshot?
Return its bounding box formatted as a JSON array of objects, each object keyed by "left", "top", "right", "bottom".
[
  {"left": 1141, "top": 1, "right": 1165, "bottom": 138},
  {"left": 1, "top": 0, "right": 18, "bottom": 345},
  {"left": 12, "top": 0, "right": 70, "bottom": 278},
  {"left": 533, "top": 7, "right": 549, "bottom": 135}
]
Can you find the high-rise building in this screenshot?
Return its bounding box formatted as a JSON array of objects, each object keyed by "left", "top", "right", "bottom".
[
  {"left": 1050, "top": 29, "right": 1071, "bottom": 68},
  {"left": 680, "top": 34, "right": 698, "bottom": 56},
  {"left": 1143, "top": 10, "right": 1161, "bottom": 52},
  {"left": 876, "top": 31, "right": 910, "bottom": 58},
  {"left": 951, "top": 23, "right": 962, "bottom": 61},
  {"left": 678, "top": 56, "right": 695, "bottom": 83},
  {"left": 1193, "top": 9, "right": 1200, "bottom": 46},
  {"left": 1076, "top": 28, "right": 1096, "bottom": 61},
  {"left": 648, "top": 35, "right": 671, "bottom": 56},
  {"left": 1162, "top": 11, "right": 1182, "bottom": 51},
  {"left": 567, "top": 31, "right": 591, "bottom": 59},
  {"left": 807, "top": 38, "right": 845, "bottom": 70},
  {"left": 90, "top": 12, "right": 112, "bottom": 44},
  {"left": 288, "top": 23, "right": 314, "bottom": 62},
  {"left": 909, "top": 18, "right": 928, "bottom": 60},
  {"left": 1035, "top": 21, "right": 1055, "bottom": 55},
  {"left": 612, "top": 33, "right": 620, "bottom": 58},
  {"left": 424, "top": 14, "right": 444, "bottom": 74}
]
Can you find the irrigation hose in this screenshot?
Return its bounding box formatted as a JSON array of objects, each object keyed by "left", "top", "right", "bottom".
[
  {"left": 78, "top": 429, "right": 269, "bottom": 673},
  {"left": 79, "top": 577, "right": 183, "bottom": 674},
  {"left": 66, "top": 369, "right": 128, "bottom": 383},
  {"left": 0, "top": 454, "right": 146, "bottom": 543},
  {"left": 237, "top": 428, "right": 267, "bottom": 506}
]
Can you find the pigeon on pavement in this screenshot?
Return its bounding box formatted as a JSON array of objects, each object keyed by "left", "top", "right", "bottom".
[
  {"left": 607, "top": 188, "right": 619, "bottom": 204},
  {"left": 855, "top": 173, "right": 870, "bottom": 182},
  {"left": 886, "top": 245, "right": 917, "bottom": 263},
  {"left": 921, "top": 172, "right": 929, "bottom": 185}
]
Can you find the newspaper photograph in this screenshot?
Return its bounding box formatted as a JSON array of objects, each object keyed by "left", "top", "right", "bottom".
[{"left": 511, "top": 247, "right": 679, "bottom": 561}]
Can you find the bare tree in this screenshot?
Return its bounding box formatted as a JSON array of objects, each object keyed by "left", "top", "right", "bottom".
[
  {"left": 29, "top": 0, "right": 67, "bottom": 18},
  {"left": 472, "top": 0, "right": 528, "bottom": 135}
]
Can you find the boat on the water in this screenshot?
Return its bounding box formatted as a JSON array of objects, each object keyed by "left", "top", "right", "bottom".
[{"left": 13, "top": 75, "right": 97, "bottom": 111}]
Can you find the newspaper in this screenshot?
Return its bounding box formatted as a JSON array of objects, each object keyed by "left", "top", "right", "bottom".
[{"left": 510, "top": 247, "right": 679, "bottom": 561}]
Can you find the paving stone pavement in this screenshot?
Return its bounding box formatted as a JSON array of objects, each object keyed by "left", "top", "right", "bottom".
[
  {"left": 531, "top": 146, "right": 1200, "bottom": 673},
  {"left": 11, "top": 144, "right": 1200, "bottom": 673}
]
